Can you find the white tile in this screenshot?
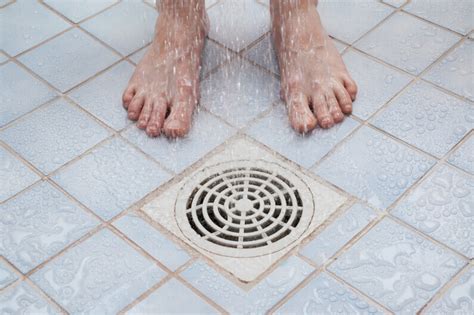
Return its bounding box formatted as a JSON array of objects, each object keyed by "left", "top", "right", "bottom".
[
  {"left": 243, "top": 35, "right": 279, "bottom": 75},
  {"left": 201, "top": 40, "right": 234, "bottom": 78},
  {"left": 0, "top": 261, "right": 18, "bottom": 289},
  {"left": 18, "top": 28, "right": 120, "bottom": 92},
  {"left": 356, "top": 12, "right": 461, "bottom": 75},
  {"left": 0, "top": 98, "right": 111, "bottom": 174},
  {"left": 448, "top": 134, "right": 474, "bottom": 175},
  {"left": 382, "top": 0, "right": 407, "bottom": 8},
  {"left": 0, "top": 0, "right": 69, "bottom": 56},
  {"left": 0, "top": 282, "right": 60, "bottom": 315},
  {"left": 0, "top": 52, "right": 9, "bottom": 64},
  {"left": 44, "top": 0, "right": 118, "bottom": 23}
]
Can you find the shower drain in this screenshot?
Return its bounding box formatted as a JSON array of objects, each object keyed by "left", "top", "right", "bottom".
[{"left": 175, "top": 160, "right": 314, "bottom": 257}]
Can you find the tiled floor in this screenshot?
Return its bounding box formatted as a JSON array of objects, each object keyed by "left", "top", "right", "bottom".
[{"left": 1, "top": 0, "right": 473, "bottom": 314}]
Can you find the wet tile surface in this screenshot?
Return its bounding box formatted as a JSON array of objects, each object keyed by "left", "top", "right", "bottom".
[
  {"left": 0, "top": 181, "right": 99, "bottom": 273},
  {"left": 31, "top": 229, "right": 165, "bottom": 314},
  {"left": 243, "top": 34, "right": 279, "bottom": 75},
  {"left": 44, "top": 0, "right": 118, "bottom": 23},
  {"left": 448, "top": 134, "right": 474, "bottom": 174},
  {"left": 372, "top": 81, "right": 473, "bottom": 158},
  {"left": 329, "top": 218, "right": 466, "bottom": 314},
  {"left": 356, "top": 12, "right": 461, "bottom": 75},
  {"left": 0, "top": 282, "right": 60, "bottom": 315},
  {"left": 52, "top": 137, "right": 170, "bottom": 220},
  {"left": 0, "top": 261, "right": 18, "bottom": 289},
  {"left": 0, "top": 99, "right": 111, "bottom": 174}
]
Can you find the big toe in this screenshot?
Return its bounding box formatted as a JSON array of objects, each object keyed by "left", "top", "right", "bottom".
[
  {"left": 163, "top": 118, "right": 191, "bottom": 138},
  {"left": 343, "top": 75, "right": 358, "bottom": 101},
  {"left": 287, "top": 93, "right": 317, "bottom": 134}
]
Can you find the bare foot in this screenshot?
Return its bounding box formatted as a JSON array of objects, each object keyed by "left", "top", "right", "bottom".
[
  {"left": 271, "top": 1, "right": 357, "bottom": 133},
  {"left": 123, "top": 5, "right": 208, "bottom": 138}
]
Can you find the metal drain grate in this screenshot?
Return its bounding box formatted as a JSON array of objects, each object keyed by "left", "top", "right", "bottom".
[{"left": 175, "top": 160, "right": 314, "bottom": 257}]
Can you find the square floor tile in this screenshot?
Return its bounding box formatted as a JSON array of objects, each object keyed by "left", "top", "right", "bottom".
[
  {"left": 127, "top": 278, "right": 218, "bottom": 314},
  {"left": 0, "top": 261, "right": 18, "bottom": 289},
  {"left": 356, "top": 12, "right": 461, "bottom": 75},
  {"left": 328, "top": 218, "right": 466, "bottom": 314},
  {"left": 318, "top": 0, "right": 393, "bottom": 44},
  {"left": 448, "top": 134, "right": 474, "bottom": 175},
  {"left": 69, "top": 61, "right": 134, "bottom": 131},
  {"left": 314, "top": 126, "right": 435, "bottom": 210},
  {"left": 0, "top": 99, "right": 111, "bottom": 174},
  {"left": 0, "top": 282, "right": 60, "bottom": 315},
  {"left": 276, "top": 272, "right": 384, "bottom": 314},
  {"left": 31, "top": 229, "right": 165, "bottom": 314},
  {"left": 114, "top": 213, "right": 190, "bottom": 271},
  {"left": 392, "top": 165, "right": 474, "bottom": 258},
  {"left": 0, "top": 181, "right": 99, "bottom": 273},
  {"left": 201, "top": 40, "right": 235, "bottom": 79},
  {"left": 425, "top": 266, "right": 473, "bottom": 315},
  {"left": 181, "top": 256, "right": 313, "bottom": 314},
  {"left": 300, "top": 203, "right": 378, "bottom": 266},
  {"left": 343, "top": 49, "right": 412, "bottom": 120},
  {"left": 0, "top": 1, "right": 69, "bottom": 56},
  {"left": 0, "top": 62, "right": 57, "bottom": 127},
  {"left": 382, "top": 0, "right": 407, "bottom": 8},
  {"left": 372, "top": 81, "right": 473, "bottom": 158},
  {"left": 423, "top": 39, "right": 474, "bottom": 101},
  {"left": 18, "top": 28, "right": 119, "bottom": 92},
  {"left": 44, "top": 0, "right": 118, "bottom": 23},
  {"left": 52, "top": 137, "right": 170, "bottom": 220},
  {"left": 243, "top": 35, "right": 279, "bottom": 75},
  {"left": 0, "top": 146, "right": 39, "bottom": 202},
  {"left": 0, "top": 52, "right": 9, "bottom": 64},
  {"left": 207, "top": 0, "right": 270, "bottom": 52},
  {"left": 122, "top": 110, "right": 235, "bottom": 173},
  {"left": 404, "top": 0, "right": 473, "bottom": 35},
  {"left": 247, "top": 103, "right": 359, "bottom": 168},
  {"left": 81, "top": 0, "right": 158, "bottom": 56},
  {"left": 201, "top": 60, "right": 280, "bottom": 128}
]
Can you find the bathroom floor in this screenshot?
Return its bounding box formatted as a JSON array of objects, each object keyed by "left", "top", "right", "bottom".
[{"left": 1, "top": 0, "right": 473, "bottom": 314}]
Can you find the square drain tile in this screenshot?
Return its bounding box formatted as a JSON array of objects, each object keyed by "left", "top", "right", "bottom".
[{"left": 141, "top": 137, "right": 346, "bottom": 282}]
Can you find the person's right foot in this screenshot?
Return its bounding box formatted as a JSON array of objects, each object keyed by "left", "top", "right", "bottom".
[{"left": 123, "top": 9, "right": 208, "bottom": 138}]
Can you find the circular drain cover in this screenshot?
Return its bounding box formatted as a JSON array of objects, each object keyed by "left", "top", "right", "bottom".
[{"left": 175, "top": 160, "right": 314, "bottom": 258}]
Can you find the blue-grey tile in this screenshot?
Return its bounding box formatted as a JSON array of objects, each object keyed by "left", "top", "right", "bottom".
[
  {"left": 382, "top": 0, "right": 407, "bottom": 8},
  {"left": 0, "top": 1, "right": 69, "bottom": 56},
  {"left": 114, "top": 213, "right": 189, "bottom": 271},
  {"left": 207, "top": 0, "right": 270, "bottom": 52},
  {"left": 243, "top": 35, "right": 279, "bottom": 75},
  {"left": 0, "top": 99, "right": 111, "bottom": 174},
  {"left": 44, "top": 0, "right": 118, "bottom": 23},
  {"left": 0, "top": 0, "right": 13, "bottom": 7},
  {"left": 81, "top": 0, "right": 158, "bottom": 56},
  {"left": 127, "top": 278, "right": 218, "bottom": 315},
  {"left": 448, "top": 134, "right": 474, "bottom": 175},
  {"left": 69, "top": 61, "right": 134, "bottom": 131},
  {"left": 0, "top": 282, "right": 60, "bottom": 315},
  {"left": 0, "top": 181, "right": 99, "bottom": 273},
  {"left": 122, "top": 110, "right": 235, "bottom": 173},
  {"left": 0, "top": 52, "right": 9, "bottom": 64},
  {"left": 0, "top": 261, "right": 18, "bottom": 289},
  {"left": 392, "top": 165, "right": 474, "bottom": 258},
  {"left": 0, "top": 146, "right": 39, "bottom": 202},
  {"left": 423, "top": 39, "right": 474, "bottom": 101},
  {"left": 404, "top": 0, "right": 473, "bottom": 35},
  {"left": 52, "top": 137, "right": 170, "bottom": 220},
  {"left": 181, "top": 256, "right": 314, "bottom": 314},
  {"left": 201, "top": 60, "right": 280, "bottom": 128},
  {"left": 425, "top": 266, "right": 473, "bottom": 315},
  {"left": 372, "top": 81, "right": 473, "bottom": 158},
  {"left": 1, "top": 62, "right": 57, "bottom": 127},
  {"left": 18, "top": 28, "right": 119, "bottom": 92},
  {"left": 314, "top": 126, "right": 435, "bottom": 210},
  {"left": 31, "top": 229, "right": 165, "bottom": 315},
  {"left": 356, "top": 12, "right": 461, "bottom": 75},
  {"left": 328, "top": 218, "right": 466, "bottom": 314},
  {"left": 318, "top": 0, "right": 393, "bottom": 44},
  {"left": 201, "top": 40, "right": 234, "bottom": 78},
  {"left": 300, "top": 203, "right": 378, "bottom": 265},
  {"left": 247, "top": 103, "right": 359, "bottom": 168},
  {"left": 276, "top": 273, "right": 384, "bottom": 315},
  {"left": 343, "top": 49, "right": 412, "bottom": 120},
  {"left": 129, "top": 45, "right": 148, "bottom": 64}
]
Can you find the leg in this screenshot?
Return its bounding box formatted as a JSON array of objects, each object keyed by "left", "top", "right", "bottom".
[
  {"left": 123, "top": 0, "right": 208, "bottom": 137},
  {"left": 270, "top": 0, "right": 357, "bottom": 133}
]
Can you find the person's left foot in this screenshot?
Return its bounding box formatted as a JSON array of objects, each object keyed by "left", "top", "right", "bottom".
[{"left": 271, "top": 4, "right": 357, "bottom": 133}]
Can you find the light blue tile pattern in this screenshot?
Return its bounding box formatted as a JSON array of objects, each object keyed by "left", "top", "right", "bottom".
[
  {"left": 315, "top": 126, "right": 435, "bottom": 209},
  {"left": 329, "top": 218, "right": 466, "bottom": 314},
  {"left": 31, "top": 229, "right": 165, "bottom": 315},
  {"left": 0, "top": 261, "right": 18, "bottom": 289},
  {"left": 448, "top": 134, "right": 474, "bottom": 175},
  {"left": 114, "top": 213, "right": 190, "bottom": 271},
  {"left": 0, "top": 181, "right": 99, "bottom": 273},
  {"left": 0, "top": 99, "right": 111, "bottom": 174},
  {"left": 52, "top": 137, "right": 170, "bottom": 220},
  {"left": 243, "top": 35, "right": 279, "bottom": 75},
  {"left": 44, "top": 0, "right": 118, "bottom": 23},
  {"left": 0, "top": 282, "right": 60, "bottom": 315},
  {"left": 181, "top": 256, "right": 313, "bottom": 314}
]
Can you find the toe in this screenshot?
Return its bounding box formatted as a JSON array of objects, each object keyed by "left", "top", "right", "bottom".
[
  {"left": 342, "top": 75, "right": 358, "bottom": 101},
  {"left": 127, "top": 95, "right": 145, "bottom": 120},
  {"left": 326, "top": 91, "right": 344, "bottom": 124},
  {"left": 137, "top": 99, "right": 153, "bottom": 129},
  {"left": 146, "top": 99, "right": 167, "bottom": 137},
  {"left": 311, "top": 92, "right": 333, "bottom": 129},
  {"left": 334, "top": 83, "right": 353, "bottom": 114},
  {"left": 122, "top": 85, "right": 136, "bottom": 108},
  {"left": 287, "top": 93, "right": 317, "bottom": 133}
]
